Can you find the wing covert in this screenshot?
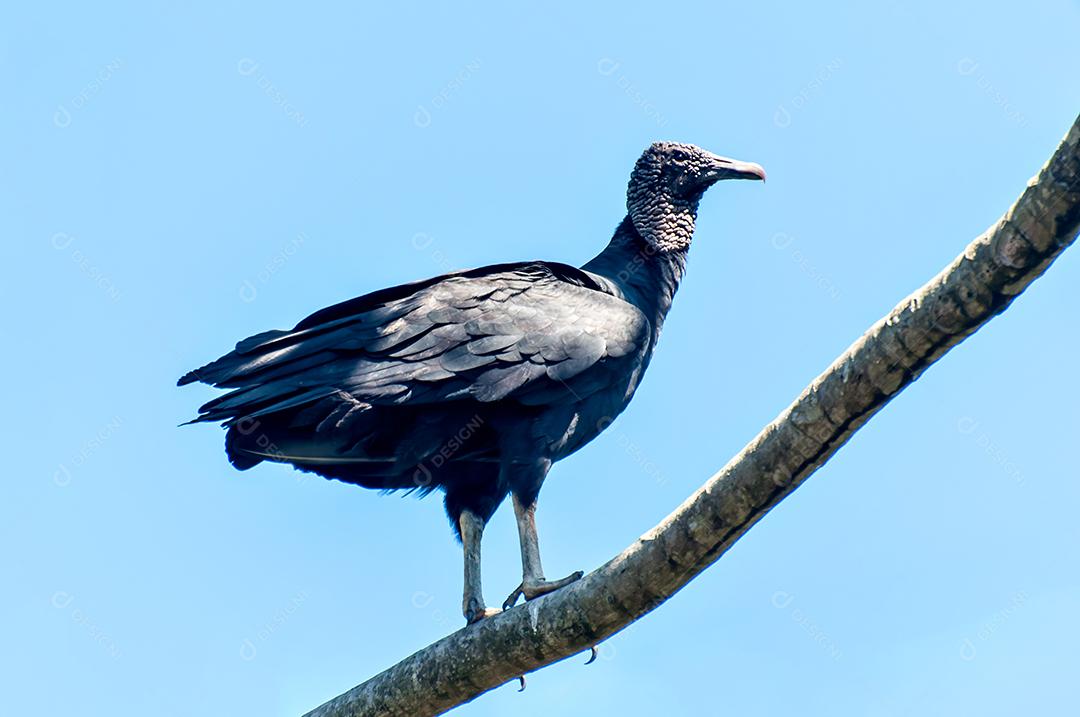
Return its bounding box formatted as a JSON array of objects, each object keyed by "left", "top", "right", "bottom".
[{"left": 181, "top": 262, "right": 649, "bottom": 424}]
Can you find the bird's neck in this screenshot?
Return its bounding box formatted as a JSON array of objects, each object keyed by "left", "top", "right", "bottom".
[{"left": 581, "top": 216, "right": 688, "bottom": 338}]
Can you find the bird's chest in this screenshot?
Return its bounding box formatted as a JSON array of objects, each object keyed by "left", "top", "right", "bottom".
[{"left": 540, "top": 338, "right": 654, "bottom": 461}]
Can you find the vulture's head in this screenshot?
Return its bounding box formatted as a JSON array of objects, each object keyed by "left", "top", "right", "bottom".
[{"left": 627, "top": 141, "right": 765, "bottom": 252}]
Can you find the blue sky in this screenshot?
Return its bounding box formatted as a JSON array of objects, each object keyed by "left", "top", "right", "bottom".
[{"left": 3, "top": 2, "right": 1079, "bottom": 715}]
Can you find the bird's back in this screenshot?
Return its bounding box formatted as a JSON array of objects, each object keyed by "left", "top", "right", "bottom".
[{"left": 179, "top": 259, "right": 655, "bottom": 491}]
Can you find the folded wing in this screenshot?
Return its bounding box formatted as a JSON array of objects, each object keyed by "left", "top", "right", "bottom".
[{"left": 180, "top": 261, "right": 648, "bottom": 428}]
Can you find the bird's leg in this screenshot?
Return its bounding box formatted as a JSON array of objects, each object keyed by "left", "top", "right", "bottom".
[
  {"left": 502, "top": 493, "right": 583, "bottom": 610},
  {"left": 460, "top": 509, "right": 499, "bottom": 624}
]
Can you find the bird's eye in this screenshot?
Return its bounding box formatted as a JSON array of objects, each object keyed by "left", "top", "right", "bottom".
[{"left": 672, "top": 150, "right": 689, "bottom": 162}]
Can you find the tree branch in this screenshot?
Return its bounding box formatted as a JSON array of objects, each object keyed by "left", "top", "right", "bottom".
[{"left": 304, "top": 114, "right": 1080, "bottom": 717}]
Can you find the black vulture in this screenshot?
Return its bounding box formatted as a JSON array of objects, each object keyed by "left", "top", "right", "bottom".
[{"left": 179, "top": 142, "right": 765, "bottom": 623}]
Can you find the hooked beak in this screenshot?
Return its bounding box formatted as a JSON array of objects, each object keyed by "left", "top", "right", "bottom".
[{"left": 702, "top": 152, "right": 767, "bottom": 183}]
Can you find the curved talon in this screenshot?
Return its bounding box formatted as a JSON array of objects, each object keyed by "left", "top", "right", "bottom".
[
  {"left": 517, "top": 675, "right": 526, "bottom": 692},
  {"left": 510, "top": 571, "right": 585, "bottom": 608},
  {"left": 585, "top": 646, "right": 598, "bottom": 665},
  {"left": 502, "top": 584, "right": 524, "bottom": 611}
]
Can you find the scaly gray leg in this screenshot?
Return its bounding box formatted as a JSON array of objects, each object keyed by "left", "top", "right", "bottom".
[
  {"left": 502, "top": 494, "right": 583, "bottom": 610},
  {"left": 460, "top": 509, "right": 500, "bottom": 624}
]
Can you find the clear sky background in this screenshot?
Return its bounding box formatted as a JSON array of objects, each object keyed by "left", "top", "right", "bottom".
[{"left": 3, "top": 2, "right": 1079, "bottom": 715}]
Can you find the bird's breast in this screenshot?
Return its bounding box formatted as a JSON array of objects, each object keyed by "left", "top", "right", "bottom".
[{"left": 540, "top": 337, "right": 655, "bottom": 462}]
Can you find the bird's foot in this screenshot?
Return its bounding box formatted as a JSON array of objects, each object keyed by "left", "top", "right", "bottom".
[
  {"left": 465, "top": 606, "right": 501, "bottom": 625},
  {"left": 502, "top": 571, "right": 584, "bottom": 610}
]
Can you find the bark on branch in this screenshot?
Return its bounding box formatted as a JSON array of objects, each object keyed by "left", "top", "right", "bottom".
[{"left": 304, "top": 114, "right": 1080, "bottom": 717}]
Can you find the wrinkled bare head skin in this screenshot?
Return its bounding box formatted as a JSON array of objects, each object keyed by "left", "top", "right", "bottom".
[{"left": 627, "top": 141, "right": 766, "bottom": 252}]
